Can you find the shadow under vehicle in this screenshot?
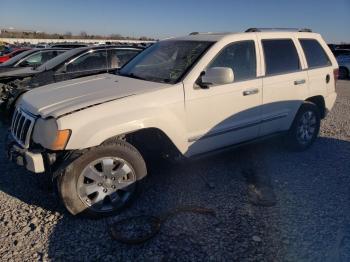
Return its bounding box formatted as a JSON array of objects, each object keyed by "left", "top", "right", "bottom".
[{"left": 0, "top": 45, "right": 143, "bottom": 115}]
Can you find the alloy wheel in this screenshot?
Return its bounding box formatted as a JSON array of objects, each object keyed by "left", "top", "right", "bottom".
[{"left": 77, "top": 157, "right": 136, "bottom": 212}]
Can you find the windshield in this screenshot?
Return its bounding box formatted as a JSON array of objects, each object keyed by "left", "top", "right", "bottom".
[
  {"left": 0, "top": 49, "right": 37, "bottom": 66},
  {"left": 119, "top": 40, "right": 213, "bottom": 84},
  {"left": 36, "top": 48, "right": 84, "bottom": 71}
]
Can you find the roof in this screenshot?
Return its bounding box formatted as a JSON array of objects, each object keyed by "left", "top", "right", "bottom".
[
  {"left": 167, "top": 30, "right": 320, "bottom": 42},
  {"left": 170, "top": 32, "right": 235, "bottom": 42}
]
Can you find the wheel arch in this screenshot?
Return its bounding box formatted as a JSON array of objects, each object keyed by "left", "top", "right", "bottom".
[
  {"left": 102, "top": 127, "right": 184, "bottom": 160},
  {"left": 305, "top": 95, "right": 326, "bottom": 119}
]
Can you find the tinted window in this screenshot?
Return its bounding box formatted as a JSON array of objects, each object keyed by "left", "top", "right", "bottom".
[
  {"left": 17, "top": 50, "right": 63, "bottom": 67},
  {"left": 300, "top": 39, "right": 331, "bottom": 68},
  {"left": 66, "top": 50, "right": 107, "bottom": 72},
  {"left": 263, "top": 39, "right": 300, "bottom": 75},
  {"left": 208, "top": 41, "right": 256, "bottom": 82},
  {"left": 107, "top": 49, "right": 140, "bottom": 69}
]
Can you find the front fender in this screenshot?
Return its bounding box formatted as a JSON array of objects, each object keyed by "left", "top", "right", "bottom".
[{"left": 57, "top": 87, "right": 188, "bottom": 154}]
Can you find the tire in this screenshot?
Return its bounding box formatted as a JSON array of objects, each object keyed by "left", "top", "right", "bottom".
[
  {"left": 287, "top": 102, "right": 320, "bottom": 151},
  {"left": 57, "top": 141, "right": 147, "bottom": 218},
  {"left": 339, "top": 67, "right": 349, "bottom": 80}
]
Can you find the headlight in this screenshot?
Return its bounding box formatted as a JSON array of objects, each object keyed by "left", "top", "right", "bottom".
[{"left": 32, "top": 118, "right": 71, "bottom": 150}]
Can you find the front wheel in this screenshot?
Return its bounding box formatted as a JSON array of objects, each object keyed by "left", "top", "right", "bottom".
[
  {"left": 57, "top": 141, "right": 147, "bottom": 218},
  {"left": 287, "top": 102, "right": 320, "bottom": 151}
]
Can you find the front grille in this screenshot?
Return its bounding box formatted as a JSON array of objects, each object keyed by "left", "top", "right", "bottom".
[{"left": 11, "top": 108, "right": 36, "bottom": 148}]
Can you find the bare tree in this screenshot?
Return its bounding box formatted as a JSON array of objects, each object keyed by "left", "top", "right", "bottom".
[{"left": 80, "top": 31, "right": 88, "bottom": 38}]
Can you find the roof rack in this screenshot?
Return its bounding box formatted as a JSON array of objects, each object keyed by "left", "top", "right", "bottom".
[
  {"left": 189, "top": 32, "right": 232, "bottom": 36},
  {"left": 245, "top": 28, "right": 312, "bottom": 33}
]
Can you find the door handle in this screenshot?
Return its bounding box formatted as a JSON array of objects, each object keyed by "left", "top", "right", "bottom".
[
  {"left": 243, "top": 88, "right": 259, "bottom": 96},
  {"left": 294, "top": 79, "right": 306, "bottom": 85}
]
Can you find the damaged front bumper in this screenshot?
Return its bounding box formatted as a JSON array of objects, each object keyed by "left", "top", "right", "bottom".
[{"left": 6, "top": 133, "right": 45, "bottom": 173}]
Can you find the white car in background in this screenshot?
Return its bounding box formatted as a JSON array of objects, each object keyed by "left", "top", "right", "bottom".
[{"left": 7, "top": 28, "right": 338, "bottom": 218}]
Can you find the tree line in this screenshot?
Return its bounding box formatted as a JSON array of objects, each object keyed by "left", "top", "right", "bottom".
[{"left": 0, "top": 30, "right": 155, "bottom": 41}]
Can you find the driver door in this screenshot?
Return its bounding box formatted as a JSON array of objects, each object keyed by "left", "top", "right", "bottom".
[{"left": 185, "top": 39, "right": 263, "bottom": 156}]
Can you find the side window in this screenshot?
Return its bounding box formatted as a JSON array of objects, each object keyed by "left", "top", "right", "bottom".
[
  {"left": 40, "top": 51, "right": 62, "bottom": 64},
  {"left": 18, "top": 51, "right": 61, "bottom": 67},
  {"left": 299, "top": 39, "right": 331, "bottom": 68},
  {"left": 66, "top": 50, "right": 107, "bottom": 73},
  {"left": 208, "top": 41, "right": 256, "bottom": 82},
  {"left": 262, "top": 39, "right": 300, "bottom": 76},
  {"left": 18, "top": 52, "right": 42, "bottom": 67},
  {"left": 108, "top": 49, "right": 140, "bottom": 69}
]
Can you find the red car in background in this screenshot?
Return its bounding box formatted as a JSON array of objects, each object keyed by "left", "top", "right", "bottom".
[{"left": 0, "top": 48, "right": 31, "bottom": 63}]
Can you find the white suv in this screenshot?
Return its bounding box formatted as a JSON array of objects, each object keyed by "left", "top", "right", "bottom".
[{"left": 7, "top": 28, "right": 338, "bottom": 217}]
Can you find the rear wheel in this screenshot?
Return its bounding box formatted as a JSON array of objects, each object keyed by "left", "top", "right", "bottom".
[
  {"left": 57, "top": 141, "right": 147, "bottom": 218},
  {"left": 287, "top": 102, "right": 320, "bottom": 151}
]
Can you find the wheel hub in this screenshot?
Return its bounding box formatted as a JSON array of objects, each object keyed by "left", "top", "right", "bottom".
[{"left": 77, "top": 157, "right": 136, "bottom": 212}]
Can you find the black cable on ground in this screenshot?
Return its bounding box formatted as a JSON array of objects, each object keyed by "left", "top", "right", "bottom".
[{"left": 110, "top": 206, "right": 216, "bottom": 245}]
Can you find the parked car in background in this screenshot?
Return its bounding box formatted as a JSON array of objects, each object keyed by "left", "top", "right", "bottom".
[
  {"left": 337, "top": 54, "right": 350, "bottom": 79},
  {"left": 0, "top": 46, "right": 12, "bottom": 56},
  {"left": 50, "top": 43, "right": 88, "bottom": 48},
  {"left": 0, "top": 48, "right": 69, "bottom": 73},
  {"left": 337, "top": 44, "right": 350, "bottom": 50},
  {"left": 331, "top": 49, "right": 350, "bottom": 58},
  {"left": 0, "top": 48, "right": 32, "bottom": 63},
  {"left": 0, "top": 45, "right": 143, "bottom": 114},
  {"left": 6, "top": 29, "right": 338, "bottom": 217}
]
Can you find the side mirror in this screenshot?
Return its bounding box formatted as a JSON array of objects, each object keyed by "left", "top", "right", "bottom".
[{"left": 200, "top": 67, "right": 234, "bottom": 88}]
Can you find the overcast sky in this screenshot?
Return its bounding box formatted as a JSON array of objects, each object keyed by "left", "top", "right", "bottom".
[{"left": 1, "top": 0, "right": 349, "bottom": 43}]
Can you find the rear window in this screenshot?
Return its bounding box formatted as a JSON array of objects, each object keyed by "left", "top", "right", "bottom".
[
  {"left": 299, "top": 39, "right": 332, "bottom": 68},
  {"left": 262, "top": 39, "right": 300, "bottom": 76}
]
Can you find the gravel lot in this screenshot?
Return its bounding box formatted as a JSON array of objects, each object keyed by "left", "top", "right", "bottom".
[{"left": 0, "top": 81, "right": 349, "bottom": 261}]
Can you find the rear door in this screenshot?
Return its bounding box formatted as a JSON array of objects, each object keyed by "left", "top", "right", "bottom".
[
  {"left": 298, "top": 38, "right": 334, "bottom": 98},
  {"left": 257, "top": 36, "right": 309, "bottom": 136}
]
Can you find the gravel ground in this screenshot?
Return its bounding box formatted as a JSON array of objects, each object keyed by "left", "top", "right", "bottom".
[{"left": 0, "top": 81, "right": 349, "bottom": 261}]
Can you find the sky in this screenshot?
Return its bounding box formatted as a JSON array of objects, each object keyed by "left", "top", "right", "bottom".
[{"left": 1, "top": 0, "right": 350, "bottom": 43}]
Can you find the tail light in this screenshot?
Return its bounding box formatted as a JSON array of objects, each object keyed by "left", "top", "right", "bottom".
[{"left": 333, "top": 68, "right": 339, "bottom": 83}]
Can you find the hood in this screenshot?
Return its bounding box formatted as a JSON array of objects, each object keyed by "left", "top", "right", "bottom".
[
  {"left": 19, "top": 73, "right": 167, "bottom": 118},
  {"left": 0, "top": 67, "right": 38, "bottom": 79}
]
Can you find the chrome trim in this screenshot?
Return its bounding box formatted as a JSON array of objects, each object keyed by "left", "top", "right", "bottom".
[
  {"left": 261, "top": 113, "right": 288, "bottom": 122},
  {"left": 243, "top": 88, "right": 259, "bottom": 96},
  {"left": 11, "top": 108, "right": 36, "bottom": 148},
  {"left": 188, "top": 113, "right": 288, "bottom": 142},
  {"left": 294, "top": 79, "right": 306, "bottom": 85}
]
